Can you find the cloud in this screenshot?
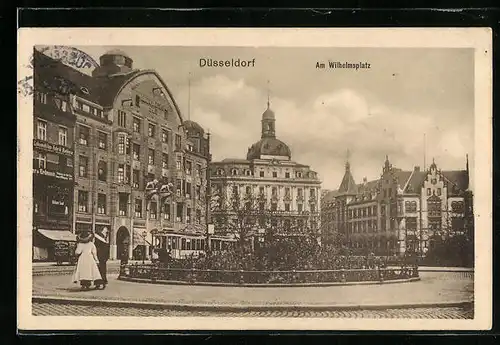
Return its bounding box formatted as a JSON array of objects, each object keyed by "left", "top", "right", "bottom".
[{"left": 176, "top": 75, "right": 472, "bottom": 190}]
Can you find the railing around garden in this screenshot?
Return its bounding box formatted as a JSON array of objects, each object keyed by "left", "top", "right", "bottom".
[{"left": 119, "top": 263, "right": 419, "bottom": 285}]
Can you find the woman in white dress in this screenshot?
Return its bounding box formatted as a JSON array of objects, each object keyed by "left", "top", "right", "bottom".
[{"left": 72, "top": 231, "right": 102, "bottom": 290}]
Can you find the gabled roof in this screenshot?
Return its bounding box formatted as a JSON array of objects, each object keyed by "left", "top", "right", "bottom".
[
  {"left": 404, "top": 171, "right": 427, "bottom": 193},
  {"left": 442, "top": 170, "right": 469, "bottom": 192},
  {"left": 321, "top": 189, "right": 340, "bottom": 203},
  {"left": 393, "top": 170, "right": 412, "bottom": 188}
]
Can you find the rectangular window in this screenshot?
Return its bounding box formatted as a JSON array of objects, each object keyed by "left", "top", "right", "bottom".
[
  {"left": 98, "top": 131, "right": 107, "bottom": 150},
  {"left": 297, "top": 203, "right": 303, "bottom": 212},
  {"left": 271, "top": 203, "right": 277, "bottom": 211},
  {"left": 148, "top": 149, "right": 155, "bottom": 165},
  {"left": 77, "top": 191, "right": 88, "bottom": 212},
  {"left": 185, "top": 160, "right": 192, "bottom": 175},
  {"left": 162, "top": 153, "right": 168, "bottom": 168},
  {"left": 185, "top": 182, "right": 192, "bottom": 198},
  {"left": 134, "top": 199, "right": 142, "bottom": 217},
  {"left": 272, "top": 187, "right": 277, "bottom": 196},
  {"left": 272, "top": 171, "right": 278, "bottom": 178},
  {"left": 37, "top": 92, "right": 47, "bottom": 104},
  {"left": 406, "top": 217, "right": 417, "bottom": 231},
  {"left": 150, "top": 201, "right": 157, "bottom": 219},
  {"left": 132, "top": 143, "right": 140, "bottom": 160},
  {"left": 117, "top": 135, "right": 125, "bottom": 154},
  {"left": 148, "top": 123, "right": 156, "bottom": 137},
  {"left": 176, "top": 156, "right": 182, "bottom": 170},
  {"left": 66, "top": 157, "right": 73, "bottom": 168},
  {"left": 186, "top": 208, "right": 191, "bottom": 223},
  {"left": 133, "top": 117, "right": 141, "bottom": 133},
  {"left": 135, "top": 95, "right": 140, "bottom": 107},
  {"left": 427, "top": 188, "right": 431, "bottom": 196},
  {"left": 132, "top": 169, "right": 140, "bottom": 188},
  {"left": 35, "top": 152, "right": 46, "bottom": 169},
  {"left": 196, "top": 163, "right": 202, "bottom": 177},
  {"left": 36, "top": 120, "right": 47, "bottom": 141},
  {"left": 175, "top": 134, "right": 182, "bottom": 151},
  {"left": 297, "top": 188, "right": 303, "bottom": 197},
  {"left": 284, "top": 203, "right": 290, "bottom": 212},
  {"left": 118, "top": 193, "right": 128, "bottom": 216},
  {"left": 245, "top": 186, "right": 252, "bottom": 195},
  {"left": 79, "top": 156, "right": 88, "bottom": 177},
  {"left": 437, "top": 188, "right": 442, "bottom": 196},
  {"left": 259, "top": 171, "right": 264, "bottom": 177},
  {"left": 176, "top": 202, "right": 183, "bottom": 222},
  {"left": 117, "top": 164, "right": 125, "bottom": 183},
  {"left": 58, "top": 126, "right": 67, "bottom": 146},
  {"left": 97, "top": 194, "right": 106, "bottom": 215},
  {"left": 161, "top": 129, "right": 169, "bottom": 143},
  {"left": 82, "top": 103, "right": 90, "bottom": 113},
  {"left": 97, "top": 161, "right": 107, "bottom": 182},
  {"left": 259, "top": 186, "right": 265, "bottom": 196},
  {"left": 285, "top": 172, "right": 290, "bottom": 178},
  {"left": 118, "top": 110, "right": 127, "bottom": 127},
  {"left": 405, "top": 201, "right": 417, "bottom": 213},
  {"left": 311, "top": 204, "right": 316, "bottom": 213},
  {"left": 163, "top": 204, "right": 170, "bottom": 220}
]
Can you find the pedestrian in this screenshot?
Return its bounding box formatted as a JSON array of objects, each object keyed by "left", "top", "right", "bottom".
[
  {"left": 71, "top": 231, "right": 102, "bottom": 290},
  {"left": 94, "top": 227, "right": 110, "bottom": 289}
]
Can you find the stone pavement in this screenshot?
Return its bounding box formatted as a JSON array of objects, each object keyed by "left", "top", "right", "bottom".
[
  {"left": 32, "top": 301, "right": 474, "bottom": 318},
  {"left": 32, "top": 271, "right": 474, "bottom": 309}
]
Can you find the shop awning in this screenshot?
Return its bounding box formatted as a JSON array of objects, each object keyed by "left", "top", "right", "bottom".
[{"left": 37, "top": 229, "right": 77, "bottom": 242}]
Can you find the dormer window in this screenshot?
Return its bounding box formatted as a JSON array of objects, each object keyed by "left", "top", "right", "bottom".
[
  {"left": 80, "top": 87, "right": 89, "bottom": 95},
  {"left": 231, "top": 168, "right": 238, "bottom": 176},
  {"left": 245, "top": 170, "right": 252, "bottom": 176},
  {"left": 217, "top": 169, "right": 224, "bottom": 176}
]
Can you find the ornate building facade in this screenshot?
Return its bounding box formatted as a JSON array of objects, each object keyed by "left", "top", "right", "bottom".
[
  {"left": 32, "top": 51, "right": 77, "bottom": 260},
  {"left": 210, "top": 102, "right": 322, "bottom": 246},
  {"left": 321, "top": 155, "right": 473, "bottom": 257},
  {"left": 32, "top": 48, "right": 210, "bottom": 260}
]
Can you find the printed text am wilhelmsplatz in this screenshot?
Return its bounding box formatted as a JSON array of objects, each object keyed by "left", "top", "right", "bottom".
[{"left": 316, "top": 61, "right": 371, "bottom": 70}]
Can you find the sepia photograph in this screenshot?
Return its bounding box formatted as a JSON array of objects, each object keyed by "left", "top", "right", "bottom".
[{"left": 17, "top": 28, "right": 492, "bottom": 331}]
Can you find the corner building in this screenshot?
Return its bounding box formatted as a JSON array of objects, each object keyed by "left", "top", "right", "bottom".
[
  {"left": 32, "top": 51, "right": 77, "bottom": 260},
  {"left": 321, "top": 155, "right": 472, "bottom": 257},
  {"left": 43, "top": 49, "right": 210, "bottom": 260},
  {"left": 210, "top": 102, "right": 322, "bottom": 242}
]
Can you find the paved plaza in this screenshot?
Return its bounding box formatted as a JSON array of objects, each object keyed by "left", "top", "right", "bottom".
[{"left": 32, "top": 270, "right": 473, "bottom": 317}]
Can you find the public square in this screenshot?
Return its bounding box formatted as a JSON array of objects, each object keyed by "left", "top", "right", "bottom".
[{"left": 32, "top": 265, "right": 474, "bottom": 318}]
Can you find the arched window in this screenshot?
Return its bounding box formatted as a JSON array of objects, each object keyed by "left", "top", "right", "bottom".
[{"left": 231, "top": 168, "right": 238, "bottom": 176}]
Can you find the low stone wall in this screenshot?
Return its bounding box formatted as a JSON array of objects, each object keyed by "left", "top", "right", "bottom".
[{"left": 118, "top": 264, "right": 420, "bottom": 287}]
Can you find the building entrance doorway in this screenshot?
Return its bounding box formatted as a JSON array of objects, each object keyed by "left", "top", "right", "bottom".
[{"left": 116, "top": 226, "right": 130, "bottom": 261}]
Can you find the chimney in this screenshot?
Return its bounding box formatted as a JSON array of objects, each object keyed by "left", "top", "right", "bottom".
[
  {"left": 363, "top": 177, "right": 367, "bottom": 185},
  {"left": 414, "top": 166, "right": 420, "bottom": 172}
]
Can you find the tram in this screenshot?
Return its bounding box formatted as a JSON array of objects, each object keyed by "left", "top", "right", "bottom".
[{"left": 152, "top": 231, "right": 237, "bottom": 259}]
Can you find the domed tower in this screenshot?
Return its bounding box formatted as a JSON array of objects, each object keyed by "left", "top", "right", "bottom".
[
  {"left": 92, "top": 49, "right": 134, "bottom": 77},
  {"left": 246, "top": 102, "right": 291, "bottom": 160}
]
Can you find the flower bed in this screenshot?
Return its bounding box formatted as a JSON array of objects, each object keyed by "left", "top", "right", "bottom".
[{"left": 119, "top": 264, "right": 419, "bottom": 285}]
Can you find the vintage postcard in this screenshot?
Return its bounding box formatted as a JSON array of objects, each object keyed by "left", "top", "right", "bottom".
[{"left": 17, "top": 28, "right": 492, "bottom": 331}]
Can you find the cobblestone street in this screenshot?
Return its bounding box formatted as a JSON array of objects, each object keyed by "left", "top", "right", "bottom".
[
  {"left": 30, "top": 270, "right": 474, "bottom": 318},
  {"left": 32, "top": 301, "right": 474, "bottom": 319}
]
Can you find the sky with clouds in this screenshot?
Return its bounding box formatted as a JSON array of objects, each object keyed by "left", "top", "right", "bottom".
[{"left": 73, "top": 46, "right": 474, "bottom": 190}]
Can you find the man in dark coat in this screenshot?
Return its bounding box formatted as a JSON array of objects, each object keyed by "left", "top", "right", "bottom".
[{"left": 94, "top": 227, "right": 110, "bottom": 289}]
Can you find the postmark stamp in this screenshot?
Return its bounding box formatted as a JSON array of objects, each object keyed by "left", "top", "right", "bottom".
[{"left": 18, "top": 45, "right": 99, "bottom": 98}]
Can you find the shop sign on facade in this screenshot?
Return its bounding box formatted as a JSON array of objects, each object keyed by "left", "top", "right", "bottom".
[
  {"left": 33, "top": 168, "right": 73, "bottom": 181},
  {"left": 33, "top": 139, "right": 73, "bottom": 157}
]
